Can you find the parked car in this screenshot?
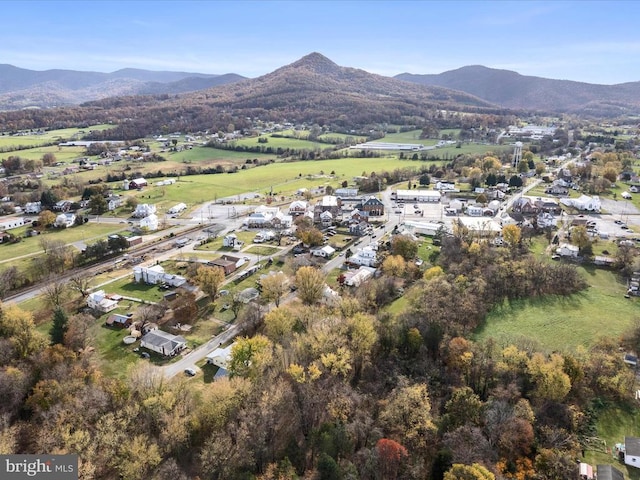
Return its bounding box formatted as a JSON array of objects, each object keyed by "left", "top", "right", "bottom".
[
  {"left": 140, "top": 352, "right": 150, "bottom": 359},
  {"left": 184, "top": 367, "right": 197, "bottom": 377}
]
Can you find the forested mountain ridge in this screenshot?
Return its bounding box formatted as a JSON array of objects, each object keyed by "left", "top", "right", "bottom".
[
  {"left": 0, "top": 63, "right": 246, "bottom": 110},
  {"left": 396, "top": 65, "right": 640, "bottom": 116}
]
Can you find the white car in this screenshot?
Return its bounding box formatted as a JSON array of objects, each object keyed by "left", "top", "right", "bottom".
[{"left": 184, "top": 367, "right": 197, "bottom": 377}]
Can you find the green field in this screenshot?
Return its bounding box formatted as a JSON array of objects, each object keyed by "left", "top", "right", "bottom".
[
  {"left": 0, "top": 223, "right": 127, "bottom": 264},
  {"left": 232, "top": 133, "right": 329, "bottom": 150},
  {"left": 380, "top": 129, "right": 439, "bottom": 145},
  {"left": 0, "top": 124, "right": 115, "bottom": 149},
  {"left": 165, "top": 145, "right": 277, "bottom": 164},
  {"left": 124, "top": 156, "right": 429, "bottom": 205},
  {"left": 474, "top": 266, "right": 639, "bottom": 353}
]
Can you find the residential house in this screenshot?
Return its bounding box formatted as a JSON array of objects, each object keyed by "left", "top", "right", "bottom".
[
  {"left": 318, "top": 195, "right": 340, "bottom": 214},
  {"left": 349, "top": 246, "right": 377, "bottom": 267},
  {"left": 343, "top": 266, "right": 375, "bottom": 287},
  {"left": 596, "top": 465, "right": 624, "bottom": 480},
  {"left": 556, "top": 243, "right": 579, "bottom": 258},
  {"left": 535, "top": 198, "right": 562, "bottom": 214},
  {"left": 209, "top": 255, "right": 245, "bottom": 275},
  {"left": 486, "top": 200, "right": 501, "bottom": 215},
  {"left": 132, "top": 204, "right": 157, "bottom": 218},
  {"left": 545, "top": 184, "right": 569, "bottom": 196},
  {"left": 536, "top": 212, "right": 557, "bottom": 229},
  {"left": 435, "top": 181, "right": 457, "bottom": 191},
  {"left": 625, "top": 436, "right": 640, "bottom": 468},
  {"left": 139, "top": 214, "right": 159, "bottom": 231},
  {"left": 447, "top": 199, "right": 464, "bottom": 214},
  {"left": 349, "top": 220, "right": 370, "bottom": 236},
  {"left": 107, "top": 195, "right": 123, "bottom": 211},
  {"left": 319, "top": 211, "right": 333, "bottom": 227},
  {"left": 24, "top": 202, "right": 41, "bottom": 214},
  {"left": 105, "top": 313, "right": 132, "bottom": 327},
  {"left": 54, "top": 212, "right": 76, "bottom": 228},
  {"left": 53, "top": 200, "right": 72, "bottom": 212},
  {"left": 466, "top": 204, "right": 484, "bottom": 217},
  {"left": 288, "top": 200, "right": 308, "bottom": 216},
  {"left": 140, "top": 329, "right": 186, "bottom": 356},
  {"left": 133, "top": 265, "right": 186, "bottom": 287},
  {"left": 512, "top": 197, "right": 539, "bottom": 215},
  {"left": 311, "top": 245, "right": 335, "bottom": 258},
  {"left": 87, "top": 290, "right": 118, "bottom": 313},
  {"left": 222, "top": 233, "right": 243, "bottom": 249},
  {"left": 206, "top": 343, "right": 236, "bottom": 368}
]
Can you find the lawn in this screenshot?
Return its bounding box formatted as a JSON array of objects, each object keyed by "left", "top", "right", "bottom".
[
  {"left": 165, "top": 145, "right": 277, "bottom": 164},
  {"left": 233, "top": 133, "right": 328, "bottom": 150},
  {"left": 103, "top": 276, "right": 167, "bottom": 303},
  {"left": 474, "top": 266, "right": 639, "bottom": 353},
  {"left": 0, "top": 124, "right": 114, "bottom": 149},
  {"left": 380, "top": 129, "right": 439, "bottom": 145},
  {"left": 584, "top": 403, "right": 640, "bottom": 480},
  {"left": 244, "top": 245, "right": 280, "bottom": 256},
  {"left": 195, "top": 231, "right": 255, "bottom": 251}
]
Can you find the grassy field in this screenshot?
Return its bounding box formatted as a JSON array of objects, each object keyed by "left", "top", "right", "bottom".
[
  {"left": 0, "top": 124, "right": 114, "bottom": 149},
  {"left": 233, "top": 133, "right": 328, "bottom": 150},
  {"left": 0, "top": 223, "right": 127, "bottom": 264},
  {"left": 165, "top": 145, "right": 277, "bottom": 164},
  {"left": 474, "top": 266, "right": 639, "bottom": 353},
  {"left": 125, "top": 156, "right": 429, "bottom": 205}
]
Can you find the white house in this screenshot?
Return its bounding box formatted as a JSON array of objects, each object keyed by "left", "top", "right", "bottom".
[
  {"left": 206, "top": 343, "right": 236, "bottom": 368},
  {"left": 288, "top": 200, "right": 308, "bottom": 216},
  {"left": 132, "top": 203, "right": 157, "bottom": 218},
  {"left": 319, "top": 210, "right": 333, "bottom": 227},
  {"left": 107, "top": 196, "right": 123, "bottom": 211},
  {"left": 86, "top": 290, "right": 118, "bottom": 313},
  {"left": 133, "top": 265, "right": 186, "bottom": 287},
  {"left": 466, "top": 205, "right": 484, "bottom": 217},
  {"left": 223, "top": 233, "right": 243, "bottom": 249},
  {"left": 624, "top": 437, "right": 640, "bottom": 468},
  {"left": 344, "top": 266, "right": 375, "bottom": 287},
  {"left": 556, "top": 243, "right": 579, "bottom": 257},
  {"left": 139, "top": 214, "right": 159, "bottom": 231},
  {"left": 435, "top": 181, "right": 457, "bottom": 191},
  {"left": 168, "top": 203, "right": 187, "bottom": 215},
  {"left": 54, "top": 212, "right": 76, "bottom": 228},
  {"left": 24, "top": 202, "right": 42, "bottom": 214},
  {"left": 349, "top": 246, "right": 378, "bottom": 267},
  {"left": 311, "top": 245, "right": 336, "bottom": 258},
  {"left": 140, "top": 329, "right": 186, "bottom": 357}
]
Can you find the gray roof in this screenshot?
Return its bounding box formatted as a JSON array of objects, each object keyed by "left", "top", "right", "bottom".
[
  {"left": 626, "top": 436, "right": 640, "bottom": 457},
  {"left": 597, "top": 464, "right": 624, "bottom": 480},
  {"left": 141, "top": 330, "right": 186, "bottom": 349}
]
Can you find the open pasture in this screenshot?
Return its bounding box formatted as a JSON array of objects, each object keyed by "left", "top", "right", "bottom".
[{"left": 474, "top": 266, "right": 639, "bottom": 353}]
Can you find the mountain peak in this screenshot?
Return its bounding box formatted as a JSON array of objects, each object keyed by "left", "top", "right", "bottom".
[{"left": 288, "top": 52, "right": 340, "bottom": 74}]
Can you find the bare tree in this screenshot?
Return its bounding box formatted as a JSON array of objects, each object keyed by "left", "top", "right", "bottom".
[
  {"left": 69, "top": 274, "right": 92, "bottom": 298},
  {"left": 42, "top": 277, "right": 69, "bottom": 309}
]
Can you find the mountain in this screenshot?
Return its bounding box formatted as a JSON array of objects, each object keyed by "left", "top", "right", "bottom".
[
  {"left": 180, "top": 52, "right": 498, "bottom": 125},
  {"left": 0, "top": 64, "right": 246, "bottom": 110},
  {"left": 396, "top": 65, "right": 640, "bottom": 116}
]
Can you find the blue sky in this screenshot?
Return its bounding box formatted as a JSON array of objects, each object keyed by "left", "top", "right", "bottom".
[{"left": 2, "top": 0, "right": 639, "bottom": 84}]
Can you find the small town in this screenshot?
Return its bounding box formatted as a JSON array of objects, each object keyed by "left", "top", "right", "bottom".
[{"left": 2, "top": 2, "right": 640, "bottom": 479}]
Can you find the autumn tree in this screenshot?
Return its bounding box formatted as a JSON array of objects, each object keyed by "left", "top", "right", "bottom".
[
  {"left": 260, "top": 271, "right": 289, "bottom": 307},
  {"left": 297, "top": 227, "right": 324, "bottom": 247},
  {"left": 228, "top": 334, "right": 273, "bottom": 379},
  {"left": 38, "top": 210, "right": 56, "bottom": 229},
  {"left": 379, "top": 382, "right": 436, "bottom": 453},
  {"left": 63, "top": 313, "right": 93, "bottom": 352},
  {"left": 0, "top": 304, "right": 46, "bottom": 358},
  {"left": 41, "top": 152, "right": 56, "bottom": 166},
  {"left": 391, "top": 234, "right": 418, "bottom": 260},
  {"left": 444, "top": 463, "right": 495, "bottom": 480},
  {"left": 171, "top": 291, "right": 197, "bottom": 324},
  {"left": 264, "top": 307, "right": 297, "bottom": 344},
  {"left": 502, "top": 224, "right": 521, "bottom": 251},
  {"left": 195, "top": 265, "right": 225, "bottom": 300},
  {"left": 382, "top": 255, "right": 406, "bottom": 278},
  {"left": 376, "top": 438, "right": 408, "bottom": 480},
  {"left": 295, "top": 266, "right": 325, "bottom": 305},
  {"left": 527, "top": 353, "right": 571, "bottom": 402}
]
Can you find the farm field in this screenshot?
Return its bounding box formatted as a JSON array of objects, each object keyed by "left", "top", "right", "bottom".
[
  {"left": 379, "top": 129, "right": 439, "bottom": 145},
  {"left": 164, "top": 145, "right": 277, "bottom": 164},
  {"left": 127, "top": 156, "right": 431, "bottom": 205},
  {"left": 233, "top": 133, "right": 328, "bottom": 150},
  {"left": 0, "top": 124, "right": 115, "bottom": 149},
  {"left": 474, "top": 266, "right": 638, "bottom": 353}
]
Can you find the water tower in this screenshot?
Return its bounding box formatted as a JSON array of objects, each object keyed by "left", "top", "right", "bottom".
[{"left": 512, "top": 141, "right": 523, "bottom": 168}]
